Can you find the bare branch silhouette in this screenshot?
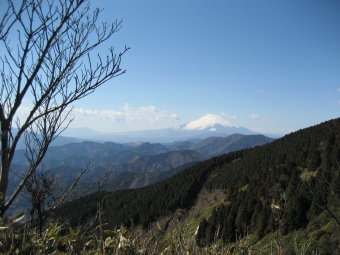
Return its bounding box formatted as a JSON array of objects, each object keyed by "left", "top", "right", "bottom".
[{"left": 0, "top": 0, "right": 128, "bottom": 215}]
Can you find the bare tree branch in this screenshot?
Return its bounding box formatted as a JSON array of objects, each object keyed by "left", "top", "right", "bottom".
[
  {"left": 49, "top": 162, "right": 89, "bottom": 211},
  {"left": 25, "top": 162, "right": 89, "bottom": 235},
  {"left": 0, "top": 0, "right": 128, "bottom": 215}
]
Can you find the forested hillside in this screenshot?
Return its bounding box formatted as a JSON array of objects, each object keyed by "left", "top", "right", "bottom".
[
  {"left": 197, "top": 119, "right": 340, "bottom": 250},
  {"left": 57, "top": 118, "right": 340, "bottom": 254}
]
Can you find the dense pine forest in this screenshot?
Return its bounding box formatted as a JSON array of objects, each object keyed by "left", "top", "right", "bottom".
[
  {"left": 54, "top": 118, "right": 340, "bottom": 254},
  {"left": 197, "top": 119, "right": 340, "bottom": 251}
]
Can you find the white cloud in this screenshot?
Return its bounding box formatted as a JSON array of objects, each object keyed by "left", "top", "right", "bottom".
[
  {"left": 221, "top": 113, "right": 237, "bottom": 120},
  {"left": 250, "top": 114, "right": 275, "bottom": 123},
  {"left": 16, "top": 105, "right": 31, "bottom": 116},
  {"left": 71, "top": 104, "right": 179, "bottom": 123},
  {"left": 250, "top": 114, "right": 261, "bottom": 120},
  {"left": 72, "top": 108, "right": 124, "bottom": 121},
  {"left": 13, "top": 104, "right": 179, "bottom": 133},
  {"left": 251, "top": 126, "right": 292, "bottom": 135},
  {"left": 337, "top": 88, "right": 340, "bottom": 93}
]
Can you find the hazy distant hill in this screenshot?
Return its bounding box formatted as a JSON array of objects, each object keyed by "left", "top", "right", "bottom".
[
  {"left": 62, "top": 114, "right": 259, "bottom": 143},
  {"left": 12, "top": 127, "right": 85, "bottom": 150},
  {"left": 9, "top": 133, "right": 273, "bottom": 216},
  {"left": 13, "top": 141, "right": 169, "bottom": 168},
  {"left": 166, "top": 134, "right": 274, "bottom": 157},
  {"left": 12, "top": 133, "right": 273, "bottom": 190},
  {"left": 190, "top": 134, "right": 274, "bottom": 157},
  {"left": 13, "top": 133, "right": 273, "bottom": 169},
  {"left": 110, "top": 150, "right": 206, "bottom": 173}
]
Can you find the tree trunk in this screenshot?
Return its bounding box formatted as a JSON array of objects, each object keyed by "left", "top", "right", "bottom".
[{"left": 0, "top": 123, "right": 9, "bottom": 216}]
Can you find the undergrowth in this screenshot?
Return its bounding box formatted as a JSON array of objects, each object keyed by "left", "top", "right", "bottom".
[{"left": 1, "top": 212, "right": 338, "bottom": 255}]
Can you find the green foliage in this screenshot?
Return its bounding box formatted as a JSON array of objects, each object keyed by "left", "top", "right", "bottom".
[
  {"left": 0, "top": 217, "right": 264, "bottom": 254},
  {"left": 194, "top": 119, "right": 340, "bottom": 249},
  {"left": 52, "top": 118, "right": 340, "bottom": 254}
]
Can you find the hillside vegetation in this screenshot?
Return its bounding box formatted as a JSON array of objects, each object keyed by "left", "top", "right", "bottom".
[
  {"left": 2, "top": 119, "right": 339, "bottom": 254},
  {"left": 55, "top": 118, "right": 340, "bottom": 254}
]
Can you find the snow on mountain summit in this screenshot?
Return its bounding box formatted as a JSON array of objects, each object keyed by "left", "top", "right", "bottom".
[{"left": 183, "top": 114, "right": 238, "bottom": 130}]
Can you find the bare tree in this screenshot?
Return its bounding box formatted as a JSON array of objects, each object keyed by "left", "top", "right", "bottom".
[
  {"left": 0, "top": 0, "right": 128, "bottom": 216},
  {"left": 25, "top": 169, "right": 56, "bottom": 235},
  {"left": 25, "top": 164, "right": 87, "bottom": 236}
]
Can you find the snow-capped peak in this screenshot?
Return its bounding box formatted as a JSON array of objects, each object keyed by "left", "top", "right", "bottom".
[{"left": 183, "top": 114, "right": 237, "bottom": 130}]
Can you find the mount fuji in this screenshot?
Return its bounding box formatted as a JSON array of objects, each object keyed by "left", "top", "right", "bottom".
[
  {"left": 183, "top": 114, "right": 236, "bottom": 131},
  {"left": 64, "top": 114, "right": 257, "bottom": 143},
  {"left": 170, "top": 113, "right": 256, "bottom": 140}
]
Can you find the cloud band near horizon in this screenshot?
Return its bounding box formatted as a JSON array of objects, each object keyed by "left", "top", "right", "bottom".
[{"left": 71, "top": 104, "right": 179, "bottom": 123}]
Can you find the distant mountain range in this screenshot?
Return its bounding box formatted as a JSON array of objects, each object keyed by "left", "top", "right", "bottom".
[
  {"left": 8, "top": 133, "right": 274, "bottom": 216},
  {"left": 9, "top": 113, "right": 274, "bottom": 216},
  {"left": 187, "top": 133, "right": 274, "bottom": 157},
  {"left": 13, "top": 133, "right": 274, "bottom": 170},
  {"left": 12, "top": 128, "right": 85, "bottom": 150},
  {"left": 62, "top": 114, "right": 260, "bottom": 143},
  {"left": 13, "top": 114, "right": 279, "bottom": 151}
]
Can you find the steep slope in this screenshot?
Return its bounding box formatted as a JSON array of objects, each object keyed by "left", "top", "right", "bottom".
[
  {"left": 57, "top": 118, "right": 340, "bottom": 253},
  {"left": 57, "top": 154, "right": 228, "bottom": 228},
  {"left": 102, "top": 162, "right": 199, "bottom": 190},
  {"left": 195, "top": 119, "right": 340, "bottom": 251}
]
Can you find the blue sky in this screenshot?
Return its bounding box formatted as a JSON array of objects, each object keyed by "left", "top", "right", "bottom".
[{"left": 69, "top": 0, "right": 340, "bottom": 134}]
